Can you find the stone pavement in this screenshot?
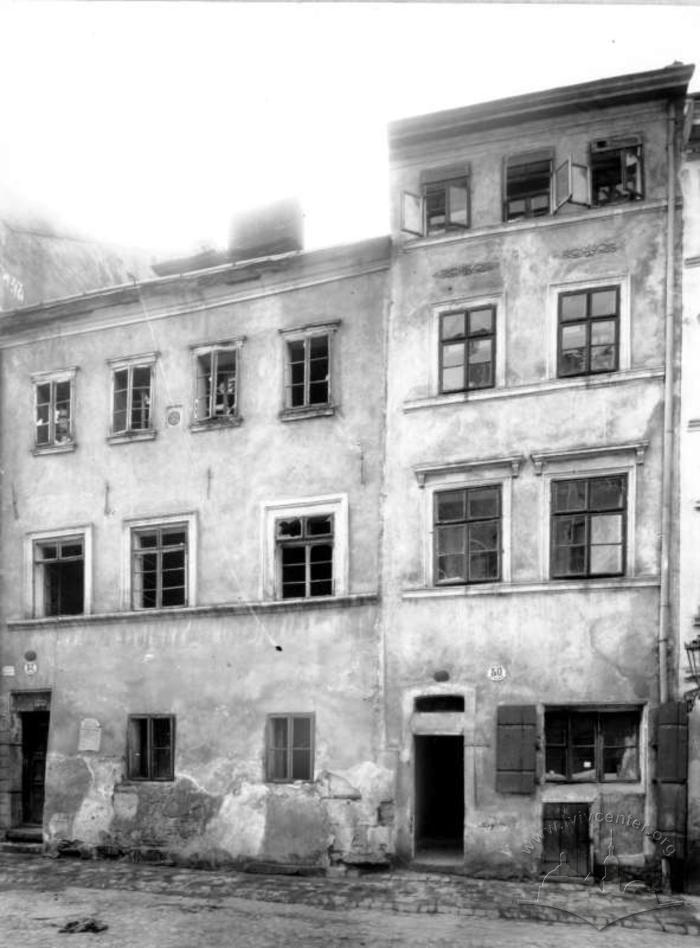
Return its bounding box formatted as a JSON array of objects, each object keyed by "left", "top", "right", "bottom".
[{"left": 0, "top": 853, "right": 699, "bottom": 936}]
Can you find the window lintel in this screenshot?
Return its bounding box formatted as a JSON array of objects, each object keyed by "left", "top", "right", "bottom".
[
  {"left": 189, "top": 337, "right": 246, "bottom": 354},
  {"left": 107, "top": 351, "right": 159, "bottom": 368},
  {"left": 31, "top": 366, "right": 78, "bottom": 383},
  {"left": 531, "top": 441, "right": 648, "bottom": 475},
  {"left": 278, "top": 320, "right": 341, "bottom": 338},
  {"left": 415, "top": 454, "right": 525, "bottom": 488}
]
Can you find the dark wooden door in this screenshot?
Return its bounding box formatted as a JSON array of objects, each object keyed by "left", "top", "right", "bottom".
[
  {"left": 542, "top": 802, "right": 590, "bottom": 877},
  {"left": 22, "top": 712, "right": 49, "bottom": 825}
]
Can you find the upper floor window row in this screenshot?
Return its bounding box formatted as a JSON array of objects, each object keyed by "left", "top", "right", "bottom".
[
  {"left": 32, "top": 325, "right": 339, "bottom": 452},
  {"left": 401, "top": 137, "right": 644, "bottom": 237}
]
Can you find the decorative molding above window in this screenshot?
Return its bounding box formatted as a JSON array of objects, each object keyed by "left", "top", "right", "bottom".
[
  {"left": 414, "top": 454, "right": 525, "bottom": 488},
  {"left": 530, "top": 441, "right": 648, "bottom": 476}
]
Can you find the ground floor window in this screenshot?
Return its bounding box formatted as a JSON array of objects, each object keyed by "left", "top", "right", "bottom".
[
  {"left": 127, "top": 715, "right": 175, "bottom": 781},
  {"left": 265, "top": 714, "right": 314, "bottom": 781}
]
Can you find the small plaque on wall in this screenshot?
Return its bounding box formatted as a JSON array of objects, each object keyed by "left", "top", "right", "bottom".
[{"left": 78, "top": 718, "right": 102, "bottom": 753}]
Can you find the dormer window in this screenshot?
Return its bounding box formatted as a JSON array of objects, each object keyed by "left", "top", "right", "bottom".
[{"left": 504, "top": 151, "right": 553, "bottom": 221}]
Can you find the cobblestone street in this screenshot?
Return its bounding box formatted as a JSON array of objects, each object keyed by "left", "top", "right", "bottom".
[{"left": 1, "top": 854, "right": 699, "bottom": 946}]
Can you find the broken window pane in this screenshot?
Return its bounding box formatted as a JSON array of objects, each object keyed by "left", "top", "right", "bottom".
[
  {"left": 277, "top": 515, "right": 334, "bottom": 599},
  {"left": 34, "top": 537, "right": 84, "bottom": 617}
]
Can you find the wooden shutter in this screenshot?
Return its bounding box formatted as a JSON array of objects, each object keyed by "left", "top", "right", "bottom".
[
  {"left": 496, "top": 705, "right": 537, "bottom": 794},
  {"left": 401, "top": 192, "right": 423, "bottom": 236},
  {"left": 657, "top": 700, "right": 688, "bottom": 783}
]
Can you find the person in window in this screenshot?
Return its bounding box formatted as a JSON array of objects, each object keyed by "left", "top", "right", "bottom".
[{"left": 55, "top": 408, "right": 70, "bottom": 443}]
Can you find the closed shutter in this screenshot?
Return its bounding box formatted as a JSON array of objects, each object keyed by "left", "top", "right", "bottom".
[
  {"left": 496, "top": 705, "right": 537, "bottom": 794},
  {"left": 656, "top": 700, "right": 688, "bottom": 858}
]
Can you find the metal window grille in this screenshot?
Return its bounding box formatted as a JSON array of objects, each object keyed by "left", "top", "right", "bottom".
[
  {"left": 131, "top": 526, "right": 188, "bottom": 609},
  {"left": 439, "top": 306, "right": 496, "bottom": 393},
  {"left": 266, "top": 714, "right": 314, "bottom": 782},
  {"left": 276, "top": 515, "right": 334, "bottom": 599},
  {"left": 35, "top": 379, "right": 72, "bottom": 446},
  {"left": 551, "top": 475, "right": 626, "bottom": 579},
  {"left": 558, "top": 287, "right": 620, "bottom": 378},
  {"left": 434, "top": 485, "right": 501, "bottom": 585},
  {"left": 127, "top": 715, "right": 175, "bottom": 781}
]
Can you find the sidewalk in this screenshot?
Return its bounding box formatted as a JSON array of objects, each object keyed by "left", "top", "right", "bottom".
[{"left": 0, "top": 853, "right": 699, "bottom": 936}]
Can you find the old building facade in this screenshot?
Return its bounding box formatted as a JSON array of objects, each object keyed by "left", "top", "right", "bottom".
[{"left": 0, "top": 63, "right": 698, "bottom": 888}]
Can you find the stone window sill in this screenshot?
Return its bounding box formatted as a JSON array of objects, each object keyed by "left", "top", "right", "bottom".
[
  {"left": 107, "top": 430, "right": 157, "bottom": 445},
  {"left": 402, "top": 576, "right": 660, "bottom": 599},
  {"left": 32, "top": 442, "right": 77, "bottom": 456},
  {"left": 190, "top": 416, "right": 243, "bottom": 432},
  {"left": 279, "top": 405, "right": 336, "bottom": 422}
]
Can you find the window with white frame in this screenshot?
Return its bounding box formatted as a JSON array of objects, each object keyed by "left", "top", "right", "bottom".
[
  {"left": 25, "top": 526, "right": 92, "bottom": 618},
  {"left": 33, "top": 369, "right": 76, "bottom": 450},
  {"left": 192, "top": 342, "right": 242, "bottom": 424},
  {"left": 108, "top": 353, "right": 157, "bottom": 437},
  {"left": 262, "top": 495, "right": 348, "bottom": 600},
  {"left": 125, "top": 514, "right": 196, "bottom": 610}
]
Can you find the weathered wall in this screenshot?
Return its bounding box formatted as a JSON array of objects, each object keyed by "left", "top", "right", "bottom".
[{"left": 383, "top": 98, "right": 671, "bottom": 877}]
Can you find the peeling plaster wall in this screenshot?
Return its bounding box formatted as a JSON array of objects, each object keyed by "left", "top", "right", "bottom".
[{"left": 384, "top": 99, "right": 673, "bottom": 878}]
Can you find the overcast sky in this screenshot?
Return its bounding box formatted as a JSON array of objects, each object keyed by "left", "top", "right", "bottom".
[{"left": 1, "top": 1, "right": 700, "bottom": 257}]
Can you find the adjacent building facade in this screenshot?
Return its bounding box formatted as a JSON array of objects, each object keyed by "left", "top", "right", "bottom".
[{"left": 1, "top": 64, "right": 698, "bottom": 888}]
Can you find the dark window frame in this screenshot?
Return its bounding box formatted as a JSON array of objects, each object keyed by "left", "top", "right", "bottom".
[
  {"left": 194, "top": 346, "right": 239, "bottom": 423},
  {"left": 557, "top": 286, "right": 620, "bottom": 378},
  {"left": 33, "top": 536, "right": 84, "bottom": 617},
  {"left": 276, "top": 514, "right": 334, "bottom": 600},
  {"left": 285, "top": 332, "right": 332, "bottom": 410},
  {"left": 111, "top": 362, "right": 153, "bottom": 435},
  {"left": 550, "top": 475, "right": 627, "bottom": 580},
  {"left": 544, "top": 707, "right": 640, "bottom": 783},
  {"left": 34, "top": 377, "right": 73, "bottom": 447},
  {"left": 439, "top": 305, "right": 496, "bottom": 393},
  {"left": 424, "top": 176, "right": 470, "bottom": 235},
  {"left": 590, "top": 142, "right": 643, "bottom": 207},
  {"left": 265, "top": 713, "right": 315, "bottom": 782},
  {"left": 433, "top": 484, "right": 502, "bottom": 586},
  {"left": 131, "top": 524, "right": 188, "bottom": 610},
  {"left": 504, "top": 153, "right": 553, "bottom": 222},
  {"left": 127, "top": 714, "right": 175, "bottom": 782}
]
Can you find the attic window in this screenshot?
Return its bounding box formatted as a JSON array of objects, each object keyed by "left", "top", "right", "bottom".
[
  {"left": 414, "top": 695, "right": 465, "bottom": 712},
  {"left": 504, "top": 152, "right": 552, "bottom": 221},
  {"left": 591, "top": 139, "right": 643, "bottom": 206}
]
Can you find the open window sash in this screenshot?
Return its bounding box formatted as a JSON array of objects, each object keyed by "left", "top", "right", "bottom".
[
  {"left": 554, "top": 157, "right": 590, "bottom": 212},
  {"left": 401, "top": 191, "right": 424, "bottom": 236},
  {"left": 445, "top": 181, "right": 469, "bottom": 231}
]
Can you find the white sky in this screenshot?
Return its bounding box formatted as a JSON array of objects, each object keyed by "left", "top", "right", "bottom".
[{"left": 1, "top": 1, "right": 700, "bottom": 257}]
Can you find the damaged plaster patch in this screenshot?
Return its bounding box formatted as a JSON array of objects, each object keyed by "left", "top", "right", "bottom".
[
  {"left": 202, "top": 782, "right": 268, "bottom": 858},
  {"left": 72, "top": 758, "right": 122, "bottom": 845}
]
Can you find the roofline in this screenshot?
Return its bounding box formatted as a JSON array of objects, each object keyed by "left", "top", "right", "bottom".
[
  {"left": 0, "top": 234, "right": 391, "bottom": 321},
  {"left": 389, "top": 63, "right": 694, "bottom": 152}
]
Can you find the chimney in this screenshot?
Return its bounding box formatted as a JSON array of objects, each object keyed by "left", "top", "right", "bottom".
[{"left": 229, "top": 198, "right": 303, "bottom": 262}]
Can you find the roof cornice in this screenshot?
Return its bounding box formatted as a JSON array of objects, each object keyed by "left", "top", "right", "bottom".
[{"left": 389, "top": 63, "right": 694, "bottom": 153}]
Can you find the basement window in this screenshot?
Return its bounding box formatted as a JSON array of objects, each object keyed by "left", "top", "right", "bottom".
[
  {"left": 545, "top": 708, "right": 640, "bottom": 782},
  {"left": 33, "top": 536, "right": 84, "bottom": 617},
  {"left": 127, "top": 715, "right": 175, "bottom": 781},
  {"left": 266, "top": 714, "right": 314, "bottom": 782}
]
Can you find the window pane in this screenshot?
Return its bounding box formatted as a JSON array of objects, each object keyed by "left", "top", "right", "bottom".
[
  {"left": 291, "top": 749, "right": 311, "bottom": 780},
  {"left": 270, "top": 718, "right": 288, "bottom": 749},
  {"left": 36, "top": 383, "right": 51, "bottom": 405},
  {"left": 447, "top": 183, "right": 468, "bottom": 228},
  {"left": 560, "top": 294, "right": 587, "bottom": 321},
  {"left": 604, "top": 746, "right": 638, "bottom": 781},
  {"left": 469, "top": 308, "right": 493, "bottom": 335},
  {"left": 38, "top": 544, "right": 58, "bottom": 561},
  {"left": 162, "top": 530, "right": 186, "bottom": 547},
  {"left": 553, "top": 480, "right": 587, "bottom": 512},
  {"left": 436, "top": 490, "right": 465, "bottom": 523},
  {"left": 441, "top": 313, "right": 465, "bottom": 340},
  {"left": 561, "top": 323, "right": 586, "bottom": 350},
  {"left": 589, "top": 477, "right": 625, "bottom": 510},
  {"left": 436, "top": 525, "right": 466, "bottom": 582},
  {"left": 292, "top": 716, "right": 311, "bottom": 748},
  {"left": 307, "top": 516, "right": 333, "bottom": 537},
  {"left": 309, "top": 335, "right": 328, "bottom": 360},
  {"left": 571, "top": 714, "right": 595, "bottom": 744},
  {"left": 128, "top": 718, "right": 149, "bottom": 780},
  {"left": 441, "top": 365, "right": 464, "bottom": 393},
  {"left": 553, "top": 542, "right": 586, "bottom": 576},
  {"left": 442, "top": 342, "right": 465, "bottom": 369},
  {"left": 426, "top": 189, "right": 446, "bottom": 231},
  {"left": 469, "top": 551, "right": 499, "bottom": 581},
  {"left": 590, "top": 290, "right": 617, "bottom": 317},
  {"left": 55, "top": 381, "right": 71, "bottom": 403},
  {"left": 545, "top": 748, "right": 566, "bottom": 778},
  {"left": 135, "top": 532, "right": 158, "bottom": 549},
  {"left": 468, "top": 520, "right": 499, "bottom": 554},
  {"left": 590, "top": 513, "right": 622, "bottom": 544},
  {"left": 545, "top": 713, "right": 568, "bottom": 745},
  {"left": 467, "top": 487, "right": 499, "bottom": 520},
  {"left": 308, "top": 381, "right": 328, "bottom": 404},
  {"left": 589, "top": 542, "right": 622, "bottom": 575},
  {"left": 268, "top": 748, "right": 287, "bottom": 780},
  {"left": 277, "top": 519, "right": 302, "bottom": 538},
  {"left": 590, "top": 344, "right": 616, "bottom": 372},
  {"left": 467, "top": 338, "right": 493, "bottom": 388},
  {"left": 571, "top": 747, "right": 597, "bottom": 780}
]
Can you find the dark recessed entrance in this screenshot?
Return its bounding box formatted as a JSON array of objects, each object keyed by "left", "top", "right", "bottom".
[
  {"left": 414, "top": 735, "right": 464, "bottom": 853},
  {"left": 21, "top": 711, "right": 49, "bottom": 825}
]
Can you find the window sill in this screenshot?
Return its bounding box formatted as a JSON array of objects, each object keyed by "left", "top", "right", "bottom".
[
  {"left": 402, "top": 576, "right": 660, "bottom": 599},
  {"left": 190, "top": 416, "right": 243, "bottom": 432},
  {"left": 6, "top": 593, "right": 378, "bottom": 628},
  {"left": 107, "top": 430, "right": 157, "bottom": 445},
  {"left": 279, "top": 405, "right": 336, "bottom": 422},
  {"left": 400, "top": 198, "right": 668, "bottom": 251},
  {"left": 404, "top": 368, "right": 664, "bottom": 413},
  {"left": 32, "top": 442, "right": 77, "bottom": 456}
]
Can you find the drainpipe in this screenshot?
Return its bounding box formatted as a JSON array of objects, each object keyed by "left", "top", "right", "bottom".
[
  {"left": 658, "top": 100, "right": 678, "bottom": 708},
  {"left": 658, "top": 99, "right": 679, "bottom": 890}
]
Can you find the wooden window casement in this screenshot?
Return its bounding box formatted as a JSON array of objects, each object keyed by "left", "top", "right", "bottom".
[
  {"left": 550, "top": 475, "right": 627, "bottom": 579},
  {"left": 127, "top": 715, "right": 175, "bottom": 781},
  {"left": 286, "top": 334, "right": 330, "bottom": 410},
  {"left": 558, "top": 286, "right": 620, "bottom": 377},
  {"left": 276, "top": 515, "right": 334, "bottom": 599},
  {"left": 434, "top": 485, "right": 501, "bottom": 585},
  {"left": 194, "top": 346, "right": 239, "bottom": 422},
  {"left": 34, "top": 375, "right": 74, "bottom": 447},
  {"left": 33, "top": 536, "right": 84, "bottom": 617},
  {"left": 545, "top": 708, "right": 640, "bottom": 783},
  {"left": 111, "top": 362, "right": 153, "bottom": 435},
  {"left": 439, "top": 306, "right": 496, "bottom": 393},
  {"left": 590, "top": 139, "right": 643, "bottom": 207},
  {"left": 131, "top": 524, "right": 188, "bottom": 609},
  {"left": 504, "top": 151, "right": 553, "bottom": 221},
  {"left": 266, "top": 714, "right": 314, "bottom": 782},
  {"left": 400, "top": 166, "right": 470, "bottom": 238}
]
